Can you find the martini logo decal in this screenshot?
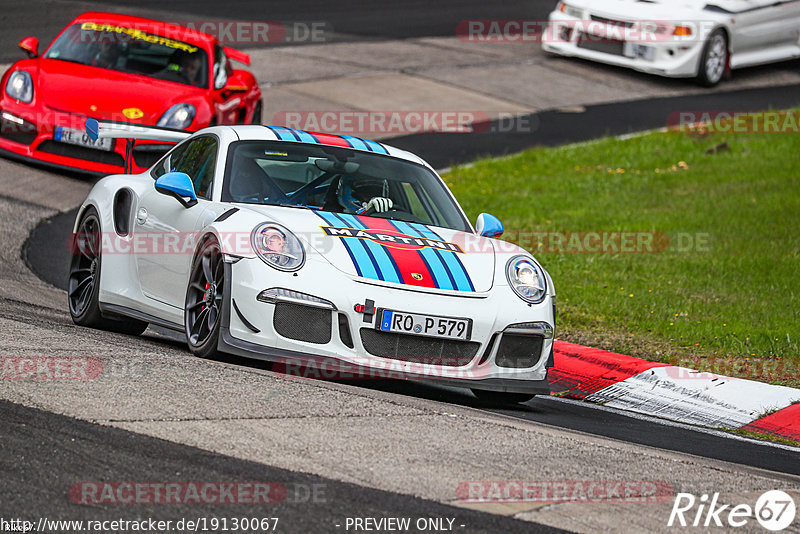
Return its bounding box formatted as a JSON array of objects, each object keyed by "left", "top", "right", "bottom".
[
  {"left": 321, "top": 226, "right": 464, "bottom": 254},
  {"left": 316, "top": 212, "right": 475, "bottom": 292}
]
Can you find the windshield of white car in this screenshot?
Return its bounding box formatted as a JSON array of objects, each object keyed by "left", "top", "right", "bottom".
[
  {"left": 221, "top": 141, "right": 471, "bottom": 232},
  {"left": 44, "top": 23, "right": 209, "bottom": 88}
]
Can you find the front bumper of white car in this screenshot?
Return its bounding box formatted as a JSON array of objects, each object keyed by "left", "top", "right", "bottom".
[
  {"left": 542, "top": 11, "right": 706, "bottom": 78},
  {"left": 218, "top": 255, "right": 554, "bottom": 394}
]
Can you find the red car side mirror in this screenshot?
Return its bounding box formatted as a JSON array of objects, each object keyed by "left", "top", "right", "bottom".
[
  {"left": 223, "top": 71, "right": 249, "bottom": 93},
  {"left": 19, "top": 37, "right": 38, "bottom": 58}
]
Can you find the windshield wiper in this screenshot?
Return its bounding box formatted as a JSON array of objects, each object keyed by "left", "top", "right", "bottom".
[{"left": 274, "top": 202, "right": 312, "bottom": 210}]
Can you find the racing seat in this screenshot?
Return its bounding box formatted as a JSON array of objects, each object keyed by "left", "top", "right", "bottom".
[{"left": 228, "top": 157, "right": 269, "bottom": 203}]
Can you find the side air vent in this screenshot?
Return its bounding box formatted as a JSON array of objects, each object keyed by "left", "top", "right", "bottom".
[{"left": 113, "top": 188, "right": 134, "bottom": 236}]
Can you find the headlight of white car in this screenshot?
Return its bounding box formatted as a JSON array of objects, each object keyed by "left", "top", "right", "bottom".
[
  {"left": 251, "top": 223, "right": 305, "bottom": 271},
  {"left": 557, "top": 1, "right": 584, "bottom": 19},
  {"left": 506, "top": 255, "right": 547, "bottom": 304},
  {"left": 157, "top": 103, "right": 196, "bottom": 129},
  {"left": 5, "top": 71, "right": 33, "bottom": 103}
]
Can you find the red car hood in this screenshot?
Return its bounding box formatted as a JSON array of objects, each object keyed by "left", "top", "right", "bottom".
[{"left": 37, "top": 58, "right": 203, "bottom": 123}]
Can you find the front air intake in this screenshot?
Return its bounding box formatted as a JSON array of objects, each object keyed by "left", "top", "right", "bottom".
[
  {"left": 360, "top": 329, "right": 480, "bottom": 367},
  {"left": 273, "top": 302, "right": 332, "bottom": 344},
  {"left": 495, "top": 334, "right": 545, "bottom": 369}
]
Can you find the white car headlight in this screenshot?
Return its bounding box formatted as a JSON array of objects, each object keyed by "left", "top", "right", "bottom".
[
  {"left": 251, "top": 223, "right": 305, "bottom": 271},
  {"left": 157, "top": 103, "right": 196, "bottom": 129},
  {"left": 5, "top": 71, "right": 33, "bottom": 103},
  {"left": 558, "top": 1, "right": 584, "bottom": 18},
  {"left": 506, "top": 255, "right": 547, "bottom": 304}
]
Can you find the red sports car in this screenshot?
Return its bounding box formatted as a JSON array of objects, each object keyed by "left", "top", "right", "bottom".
[{"left": 0, "top": 12, "right": 262, "bottom": 175}]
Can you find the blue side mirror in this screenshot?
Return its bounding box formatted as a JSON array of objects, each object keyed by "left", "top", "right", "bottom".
[
  {"left": 155, "top": 172, "right": 197, "bottom": 208},
  {"left": 476, "top": 213, "right": 504, "bottom": 238}
]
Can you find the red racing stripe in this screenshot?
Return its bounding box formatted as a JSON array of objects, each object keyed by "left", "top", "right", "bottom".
[
  {"left": 308, "top": 132, "right": 351, "bottom": 148},
  {"left": 355, "top": 216, "right": 436, "bottom": 288}
]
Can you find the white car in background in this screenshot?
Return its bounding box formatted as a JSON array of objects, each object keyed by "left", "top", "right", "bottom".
[
  {"left": 543, "top": 0, "right": 800, "bottom": 85},
  {"left": 69, "top": 120, "right": 556, "bottom": 404}
]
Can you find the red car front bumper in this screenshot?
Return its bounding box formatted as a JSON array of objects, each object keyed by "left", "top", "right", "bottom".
[{"left": 0, "top": 100, "right": 169, "bottom": 175}]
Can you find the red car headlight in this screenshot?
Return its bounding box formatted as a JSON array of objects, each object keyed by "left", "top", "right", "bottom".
[
  {"left": 157, "top": 103, "right": 196, "bottom": 129},
  {"left": 5, "top": 71, "right": 33, "bottom": 103}
]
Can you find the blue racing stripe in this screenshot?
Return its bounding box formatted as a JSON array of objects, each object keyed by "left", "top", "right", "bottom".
[
  {"left": 339, "top": 135, "right": 369, "bottom": 151},
  {"left": 411, "top": 223, "right": 474, "bottom": 292},
  {"left": 290, "top": 129, "right": 318, "bottom": 143},
  {"left": 337, "top": 214, "right": 402, "bottom": 284},
  {"left": 362, "top": 138, "right": 388, "bottom": 154},
  {"left": 317, "top": 212, "right": 377, "bottom": 279},
  {"left": 266, "top": 126, "right": 299, "bottom": 142},
  {"left": 390, "top": 220, "right": 454, "bottom": 291},
  {"left": 326, "top": 213, "right": 382, "bottom": 280}
]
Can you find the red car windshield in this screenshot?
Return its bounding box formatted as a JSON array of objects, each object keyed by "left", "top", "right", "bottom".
[{"left": 44, "top": 23, "right": 208, "bottom": 88}]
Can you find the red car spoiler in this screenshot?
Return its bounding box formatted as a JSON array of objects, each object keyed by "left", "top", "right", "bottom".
[{"left": 223, "top": 46, "right": 251, "bottom": 66}]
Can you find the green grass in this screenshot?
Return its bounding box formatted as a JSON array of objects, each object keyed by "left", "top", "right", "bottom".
[
  {"left": 731, "top": 428, "right": 800, "bottom": 448},
  {"left": 443, "top": 121, "right": 800, "bottom": 387}
]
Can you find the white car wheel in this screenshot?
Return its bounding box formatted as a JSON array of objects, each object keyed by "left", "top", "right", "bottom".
[
  {"left": 68, "top": 207, "right": 148, "bottom": 335},
  {"left": 697, "top": 30, "right": 728, "bottom": 87},
  {"left": 185, "top": 237, "right": 224, "bottom": 358}
]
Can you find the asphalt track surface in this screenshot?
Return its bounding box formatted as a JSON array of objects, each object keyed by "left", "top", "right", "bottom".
[
  {"left": 23, "top": 84, "right": 800, "bottom": 479},
  {"left": 0, "top": 0, "right": 553, "bottom": 63},
  {"left": 1, "top": 399, "right": 564, "bottom": 533},
  {"left": 392, "top": 83, "right": 800, "bottom": 169},
  {"left": 5, "top": 2, "right": 800, "bottom": 530}
]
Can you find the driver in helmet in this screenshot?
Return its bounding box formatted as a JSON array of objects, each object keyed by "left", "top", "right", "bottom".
[{"left": 337, "top": 175, "right": 394, "bottom": 214}]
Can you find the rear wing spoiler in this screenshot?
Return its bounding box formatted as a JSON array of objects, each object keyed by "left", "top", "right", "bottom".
[
  {"left": 223, "top": 46, "right": 250, "bottom": 66},
  {"left": 85, "top": 118, "right": 191, "bottom": 174}
]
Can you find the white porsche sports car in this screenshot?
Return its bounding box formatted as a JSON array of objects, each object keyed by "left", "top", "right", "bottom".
[
  {"left": 69, "top": 120, "right": 555, "bottom": 403},
  {"left": 543, "top": 0, "right": 800, "bottom": 86}
]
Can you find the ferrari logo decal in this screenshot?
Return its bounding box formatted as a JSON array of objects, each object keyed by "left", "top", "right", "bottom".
[{"left": 123, "top": 108, "right": 144, "bottom": 119}]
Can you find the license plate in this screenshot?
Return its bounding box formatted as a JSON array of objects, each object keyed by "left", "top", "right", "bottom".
[
  {"left": 54, "top": 127, "right": 114, "bottom": 151},
  {"left": 623, "top": 42, "right": 654, "bottom": 61},
  {"left": 376, "top": 308, "right": 472, "bottom": 341}
]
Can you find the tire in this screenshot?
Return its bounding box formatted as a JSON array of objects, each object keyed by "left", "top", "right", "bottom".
[
  {"left": 251, "top": 101, "right": 263, "bottom": 125},
  {"left": 184, "top": 237, "right": 224, "bottom": 359},
  {"left": 471, "top": 389, "right": 536, "bottom": 405},
  {"left": 68, "top": 207, "right": 148, "bottom": 335},
  {"left": 696, "top": 29, "right": 728, "bottom": 87}
]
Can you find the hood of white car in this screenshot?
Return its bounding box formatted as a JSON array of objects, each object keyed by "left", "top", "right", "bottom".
[
  {"left": 569, "top": 0, "right": 709, "bottom": 17},
  {"left": 241, "top": 205, "right": 496, "bottom": 293}
]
